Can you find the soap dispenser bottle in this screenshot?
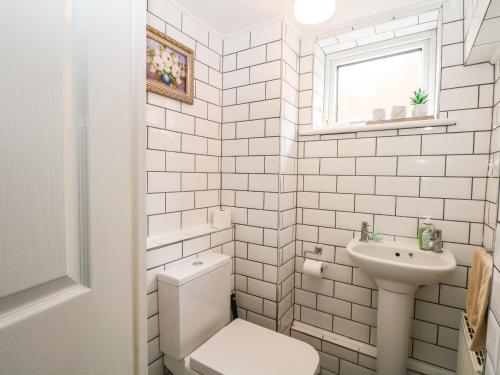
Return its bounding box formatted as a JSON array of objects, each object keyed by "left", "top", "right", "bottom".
[{"left": 418, "top": 217, "right": 435, "bottom": 250}]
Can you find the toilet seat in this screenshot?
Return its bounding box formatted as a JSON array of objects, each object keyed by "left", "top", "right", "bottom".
[{"left": 188, "top": 319, "right": 319, "bottom": 375}]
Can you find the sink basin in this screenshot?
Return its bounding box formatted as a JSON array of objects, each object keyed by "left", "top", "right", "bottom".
[
  {"left": 346, "top": 238, "right": 456, "bottom": 375},
  {"left": 346, "top": 238, "right": 456, "bottom": 292}
]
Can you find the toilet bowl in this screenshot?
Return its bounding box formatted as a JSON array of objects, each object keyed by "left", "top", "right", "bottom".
[
  {"left": 164, "top": 318, "right": 319, "bottom": 375},
  {"left": 157, "top": 253, "right": 319, "bottom": 375}
]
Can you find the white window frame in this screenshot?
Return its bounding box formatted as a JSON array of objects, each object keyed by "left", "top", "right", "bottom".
[{"left": 323, "top": 30, "right": 438, "bottom": 126}]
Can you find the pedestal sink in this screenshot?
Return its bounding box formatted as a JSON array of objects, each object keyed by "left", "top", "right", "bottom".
[{"left": 346, "top": 238, "right": 456, "bottom": 375}]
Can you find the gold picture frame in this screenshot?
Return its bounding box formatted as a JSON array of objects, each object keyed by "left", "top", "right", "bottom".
[{"left": 146, "top": 25, "right": 194, "bottom": 104}]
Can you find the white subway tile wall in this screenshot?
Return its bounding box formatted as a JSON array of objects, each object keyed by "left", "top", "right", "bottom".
[
  {"left": 145, "top": 1, "right": 499, "bottom": 375},
  {"left": 486, "top": 62, "right": 500, "bottom": 374},
  {"left": 294, "top": 2, "right": 496, "bottom": 373},
  {"left": 146, "top": 228, "right": 234, "bottom": 374},
  {"left": 221, "top": 20, "right": 301, "bottom": 334},
  {"left": 146, "top": 2, "right": 233, "bottom": 375},
  {"left": 147, "top": 2, "right": 223, "bottom": 238}
]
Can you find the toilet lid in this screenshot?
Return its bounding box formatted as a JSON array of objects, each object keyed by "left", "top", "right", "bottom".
[{"left": 189, "top": 319, "right": 319, "bottom": 375}]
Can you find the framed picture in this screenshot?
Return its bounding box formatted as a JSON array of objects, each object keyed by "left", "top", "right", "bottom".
[{"left": 146, "top": 25, "right": 194, "bottom": 104}]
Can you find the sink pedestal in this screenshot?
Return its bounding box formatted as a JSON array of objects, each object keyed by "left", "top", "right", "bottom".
[
  {"left": 346, "top": 239, "right": 457, "bottom": 375},
  {"left": 376, "top": 284, "right": 417, "bottom": 375}
]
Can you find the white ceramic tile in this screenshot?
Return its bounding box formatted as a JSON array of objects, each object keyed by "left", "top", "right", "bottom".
[
  {"left": 237, "top": 45, "right": 266, "bottom": 69},
  {"left": 447, "top": 155, "right": 489, "bottom": 178},
  {"left": 412, "top": 340, "right": 457, "bottom": 370},
  {"left": 440, "top": 86, "right": 479, "bottom": 110},
  {"left": 397, "top": 156, "right": 445, "bottom": 176},
  {"left": 447, "top": 108, "right": 492, "bottom": 132},
  {"left": 223, "top": 54, "right": 236, "bottom": 72},
  {"left": 422, "top": 133, "right": 474, "bottom": 155},
  {"left": 439, "top": 284, "right": 467, "bottom": 309},
  {"left": 333, "top": 316, "right": 370, "bottom": 342},
  {"left": 420, "top": 177, "right": 472, "bottom": 199},
  {"left": 442, "top": 21, "right": 464, "bottom": 45},
  {"left": 195, "top": 43, "right": 220, "bottom": 71},
  {"left": 338, "top": 138, "right": 376, "bottom": 157},
  {"left": 195, "top": 190, "right": 218, "bottom": 208},
  {"left": 336, "top": 27, "right": 375, "bottom": 43},
  {"left": 377, "top": 135, "right": 421, "bottom": 156},
  {"left": 336, "top": 211, "right": 373, "bottom": 231},
  {"left": 321, "top": 158, "right": 355, "bottom": 175},
  {"left": 304, "top": 140, "right": 338, "bottom": 157},
  {"left": 195, "top": 80, "right": 220, "bottom": 105},
  {"left": 250, "top": 60, "right": 281, "bottom": 83},
  {"left": 209, "top": 33, "right": 223, "bottom": 55},
  {"left": 374, "top": 215, "right": 418, "bottom": 237},
  {"left": 334, "top": 282, "right": 371, "bottom": 306},
  {"left": 395, "top": 21, "right": 437, "bottom": 37},
  {"left": 249, "top": 137, "right": 279, "bottom": 155},
  {"left": 396, "top": 197, "right": 444, "bottom": 219},
  {"left": 224, "top": 66, "right": 251, "bottom": 90},
  {"left": 182, "top": 15, "right": 209, "bottom": 46},
  {"left": 148, "top": 172, "right": 180, "bottom": 193},
  {"left": 303, "top": 176, "right": 337, "bottom": 192},
  {"left": 237, "top": 82, "right": 265, "bottom": 103},
  {"left": 355, "top": 195, "right": 395, "bottom": 215},
  {"left": 165, "top": 192, "right": 194, "bottom": 212},
  {"left": 375, "top": 176, "right": 420, "bottom": 196},
  {"left": 337, "top": 176, "right": 375, "bottom": 194},
  {"left": 443, "top": 0, "right": 464, "bottom": 22},
  {"left": 249, "top": 99, "right": 281, "bottom": 119},
  {"left": 442, "top": 43, "right": 464, "bottom": 67},
  {"left": 148, "top": 0, "right": 181, "bottom": 29},
  {"left": 236, "top": 156, "right": 264, "bottom": 173},
  {"left": 301, "top": 306, "right": 333, "bottom": 330},
  {"left": 356, "top": 157, "right": 397, "bottom": 175},
  {"left": 441, "top": 63, "right": 493, "bottom": 89},
  {"left": 235, "top": 191, "right": 264, "bottom": 209},
  {"left": 147, "top": 243, "right": 182, "bottom": 269},
  {"left": 224, "top": 32, "right": 250, "bottom": 55},
  {"left": 251, "top": 21, "right": 282, "bottom": 47},
  {"left": 375, "top": 15, "right": 418, "bottom": 33}
]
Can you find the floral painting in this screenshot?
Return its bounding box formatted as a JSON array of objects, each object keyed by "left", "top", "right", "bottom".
[{"left": 146, "top": 26, "right": 194, "bottom": 104}]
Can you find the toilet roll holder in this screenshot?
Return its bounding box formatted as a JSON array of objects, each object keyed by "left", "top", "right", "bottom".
[{"left": 303, "top": 246, "right": 327, "bottom": 272}]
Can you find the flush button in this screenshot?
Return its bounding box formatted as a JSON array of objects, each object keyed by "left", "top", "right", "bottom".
[{"left": 193, "top": 260, "right": 203, "bottom": 266}]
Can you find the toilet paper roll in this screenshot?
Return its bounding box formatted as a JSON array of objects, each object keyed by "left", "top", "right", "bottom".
[
  {"left": 213, "top": 209, "right": 232, "bottom": 229},
  {"left": 303, "top": 259, "right": 325, "bottom": 278}
]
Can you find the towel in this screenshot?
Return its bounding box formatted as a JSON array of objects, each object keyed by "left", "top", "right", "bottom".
[{"left": 466, "top": 247, "right": 493, "bottom": 351}]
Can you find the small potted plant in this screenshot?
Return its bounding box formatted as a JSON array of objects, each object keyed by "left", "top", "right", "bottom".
[{"left": 410, "top": 88, "right": 429, "bottom": 117}]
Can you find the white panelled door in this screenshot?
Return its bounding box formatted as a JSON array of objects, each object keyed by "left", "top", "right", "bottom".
[{"left": 0, "top": 1, "right": 143, "bottom": 374}]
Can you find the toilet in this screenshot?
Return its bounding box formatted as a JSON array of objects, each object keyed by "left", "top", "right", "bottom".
[{"left": 157, "top": 252, "right": 319, "bottom": 375}]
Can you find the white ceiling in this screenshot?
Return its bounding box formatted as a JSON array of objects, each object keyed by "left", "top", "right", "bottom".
[{"left": 178, "top": 0, "right": 440, "bottom": 36}]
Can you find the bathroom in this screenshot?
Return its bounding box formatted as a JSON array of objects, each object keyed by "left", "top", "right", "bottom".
[{"left": 1, "top": 0, "right": 500, "bottom": 374}]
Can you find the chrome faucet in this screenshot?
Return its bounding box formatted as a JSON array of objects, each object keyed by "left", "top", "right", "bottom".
[
  {"left": 428, "top": 229, "right": 443, "bottom": 253},
  {"left": 360, "top": 221, "right": 371, "bottom": 242}
]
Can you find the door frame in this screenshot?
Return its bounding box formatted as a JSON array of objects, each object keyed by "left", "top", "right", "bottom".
[{"left": 131, "top": 0, "right": 148, "bottom": 374}]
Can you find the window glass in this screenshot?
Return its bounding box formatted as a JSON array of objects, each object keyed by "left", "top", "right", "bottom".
[{"left": 336, "top": 50, "right": 423, "bottom": 123}]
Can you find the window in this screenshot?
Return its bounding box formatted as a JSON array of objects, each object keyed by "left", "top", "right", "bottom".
[{"left": 324, "top": 31, "right": 437, "bottom": 125}]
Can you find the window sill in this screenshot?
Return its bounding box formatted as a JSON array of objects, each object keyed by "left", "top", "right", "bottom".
[{"left": 299, "top": 118, "right": 456, "bottom": 136}]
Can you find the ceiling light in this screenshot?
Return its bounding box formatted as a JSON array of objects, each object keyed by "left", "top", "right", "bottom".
[{"left": 294, "top": 0, "right": 335, "bottom": 24}]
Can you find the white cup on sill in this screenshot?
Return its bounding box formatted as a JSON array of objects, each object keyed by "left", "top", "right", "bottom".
[
  {"left": 371, "top": 108, "right": 386, "bottom": 121},
  {"left": 391, "top": 105, "right": 407, "bottom": 119}
]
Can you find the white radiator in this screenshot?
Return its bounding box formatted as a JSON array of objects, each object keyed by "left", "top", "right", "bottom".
[{"left": 456, "top": 313, "right": 485, "bottom": 375}]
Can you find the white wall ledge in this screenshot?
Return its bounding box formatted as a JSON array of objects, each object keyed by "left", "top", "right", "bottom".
[
  {"left": 147, "top": 224, "right": 233, "bottom": 250},
  {"left": 299, "top": 119, "right": 456, "bottom": 136},
  {"left": 291, "top": 321, "right": 455, "bottom": 375}
]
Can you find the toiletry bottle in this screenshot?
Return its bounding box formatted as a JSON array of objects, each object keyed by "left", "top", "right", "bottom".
[{"left": 418, "top": 217, "right": 435, "bottom": 250}]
